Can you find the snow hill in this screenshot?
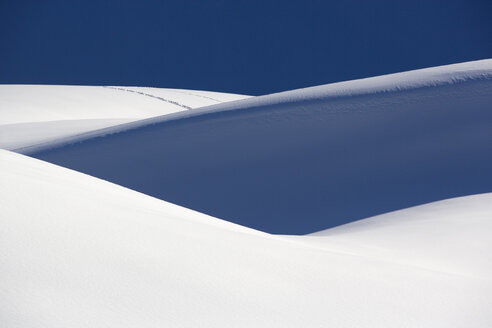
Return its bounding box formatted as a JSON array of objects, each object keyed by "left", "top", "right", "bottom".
[
  {"left": 0, "top": 85, "right": 249, "bottom": 150},
  {"left": 26, "top": 59, "right": 492, "bottom": 234},
  {"left": 1, "top": 59, "right": 491, "bottom": 327},
  {"left": 1, "top": 149, "right": 491, "bottom": 327}
]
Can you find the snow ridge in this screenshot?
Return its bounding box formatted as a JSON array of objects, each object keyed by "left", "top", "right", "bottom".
[{"left": 29, "top": 59, "right": 492, "bottom": 234}]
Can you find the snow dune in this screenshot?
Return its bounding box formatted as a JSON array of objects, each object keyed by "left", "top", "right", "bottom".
[
  {"left": 1, "top": 149, "right": 491, "bottom": 327},
  {"left": 28, "top": 59, "right": 492, "bottom": 234},
  {"left": 2, "top": 60, "right": 492, "bottom": 326},
  {"left": 0, "top": 85, "right": 249, "bottom": 150}
]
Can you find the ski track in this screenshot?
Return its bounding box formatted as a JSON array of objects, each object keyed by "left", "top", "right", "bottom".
[
  {"left": 103, "top": 86, "right": 193, "bottom": 110},
  {"left": 157, "top": 88, "right": 223, "bottom": 102}
]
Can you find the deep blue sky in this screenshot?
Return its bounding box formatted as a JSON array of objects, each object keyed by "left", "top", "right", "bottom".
[{"left": 1, "top": 0, "right": 491, "bottom": 95}]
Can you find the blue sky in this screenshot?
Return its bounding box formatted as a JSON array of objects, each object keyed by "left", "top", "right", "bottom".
[{"left": 1, "top": 0, "right": 491, "bottom": 95}]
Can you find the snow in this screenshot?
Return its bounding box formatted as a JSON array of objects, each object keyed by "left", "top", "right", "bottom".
[
  {"left": 0, "top": 85, "right": 249, "bottom": 125},
  {"left": 1, "top": 149, "right": 491, "bottom": 327},
  {"left": 27, "top": 59, "right": 492, "bottom": 234},
  {"left": 1, "top": 59, "right": 492, "bottom": 326},
  {"left": 0, "top": 119, "right": 134, "bottom": 150},
  {"left": 295, "top": 193, "right": 492, "bottom": 278},
  {"left": 0, "top": 85, "right": 249, "bottom": 150}
]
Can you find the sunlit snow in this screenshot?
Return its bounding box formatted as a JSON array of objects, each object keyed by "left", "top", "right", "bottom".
[{"left": 1, "top": 60, "right": 491, "bottom": 327}]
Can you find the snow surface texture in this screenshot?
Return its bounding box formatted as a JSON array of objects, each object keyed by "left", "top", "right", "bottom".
[
  {"left": 1, "top": 149, "right": 491, "bottom": 327},
  {"left": 28, "top": 59, "right": 492, "bottom": 234},
  {"left": 1, "top": 59, "right": 492, "bottom": 326},
  {"left": 0, "top": 85, "right": 249, "bottom": 150}
]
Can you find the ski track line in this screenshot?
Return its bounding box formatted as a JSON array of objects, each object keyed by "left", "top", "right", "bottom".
[
  {"left": 103, "top": 86, "right": 193, "bottom": 110},
  {"left": 159, "top": 88, "right": 223, "bottom": 102}
]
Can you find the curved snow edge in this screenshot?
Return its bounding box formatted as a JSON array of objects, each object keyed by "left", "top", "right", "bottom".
[{"left": 18, "top": 58, "right": 492, "bottom": 155}]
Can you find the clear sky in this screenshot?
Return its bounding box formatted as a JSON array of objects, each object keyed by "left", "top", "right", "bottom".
[{"left": 1, "top": 0, "right": 491, "bottom": 95}]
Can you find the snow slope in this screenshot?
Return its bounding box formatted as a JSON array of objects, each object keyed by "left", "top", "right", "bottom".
[
  {"left": 293, "top": 193, "right": 492, "bottom": 278},
  {"left": 1, "top": 149, "right": 491, "bottom": 327},
  {"left": 28, "top": 59, "right": 492, "bottom": 234},
  {"left": 0, "top": 85, "right": 249, "bottom": 150}
]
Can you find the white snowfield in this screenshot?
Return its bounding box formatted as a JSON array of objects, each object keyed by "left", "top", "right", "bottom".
[
  {"left": 0, "top": 85, "right": 249, "bottom": 150},
  {"left": 301, "top": 193, "right": 492, "bottom": 278},
  {"left": 1, "top": 59, "right": 492, "bottom": 327},
  {"left": 1, "top": 149, "right": 491, "bottom": 327}
]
